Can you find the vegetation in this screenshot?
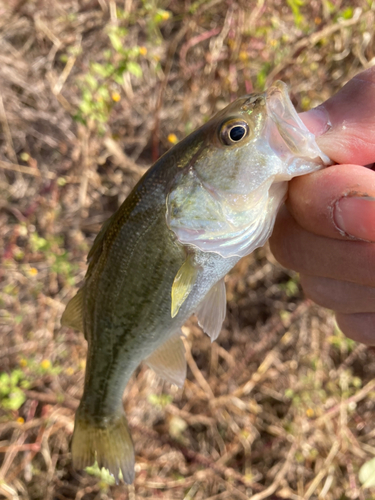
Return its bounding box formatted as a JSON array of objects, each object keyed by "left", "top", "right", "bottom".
[{"left": 0, "top": 0, "right": 375, "bottom": 498}]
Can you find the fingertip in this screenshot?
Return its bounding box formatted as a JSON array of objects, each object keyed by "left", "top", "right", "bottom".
[
  {"left": 269, "top": 205, "right": 296, "bottom": 270},
  {"left": 353, "top": 65, "right": 375, "bottom": 83},
  {"left": 334, "top": 195, "right": 375, "bottom": 242},
  {"left": 301, "top": 69, "right": 375, "bottom": 165},
  {"left": 300, "top": 274, "right": 375, "bottom": 314},
  {"left": 299, "top": 106, "right": 331, "bottom": 137},
  {"left": 287, "top": 164, "right": 375, "bottom": 240},
  {"left": 335, "top": 312, "right": 375, "bottom": 346}
]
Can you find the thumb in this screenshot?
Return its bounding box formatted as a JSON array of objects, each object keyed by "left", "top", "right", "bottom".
[{"left": 300, "top": 67, "right": 375, "bottom": 166}]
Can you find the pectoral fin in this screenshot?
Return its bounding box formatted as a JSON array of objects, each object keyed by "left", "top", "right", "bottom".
[
  {"left": 61, "top": 288, "right": 84, "bottom": 332},
  {"left": 196, "top": 278, "right": 226, "bottom": 342},
  {"left": 171, "top": 256, "right": 198, "bottom": 318},
  {"left": 144, "top": 333, "right": 186, "bottom": 388}
]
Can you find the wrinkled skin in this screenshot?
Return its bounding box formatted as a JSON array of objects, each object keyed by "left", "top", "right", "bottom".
[{"left": 270, "top": 67, "right": 375, "bottom": 345}]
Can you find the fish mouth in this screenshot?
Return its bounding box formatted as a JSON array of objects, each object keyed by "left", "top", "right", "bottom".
[{"left": 264, "top": 81, "right": 330, "bottom": 168}]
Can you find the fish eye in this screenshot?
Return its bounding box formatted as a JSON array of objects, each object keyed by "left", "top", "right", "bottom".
[{"left": 219, "top": 120, "right": 250, "bottom": 146}]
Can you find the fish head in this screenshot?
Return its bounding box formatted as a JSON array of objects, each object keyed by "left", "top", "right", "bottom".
[{"left": 166, "top": 81, "right": 331, "bottom": 258}]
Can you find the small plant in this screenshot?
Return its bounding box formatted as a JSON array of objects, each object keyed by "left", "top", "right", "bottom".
[
  {"left": 73, "top": 2, "right": 172, "bottom": 131},
  {"left": 85, "top": 461, "right": 117, "bottom": 490},
  {"left": 328, "top": 323, "right": 357, "bottom": 354},
  {"left": 338, "top": 6, "right": 354, "bottom": 20},
  {"left": 256, "top": 62, "right": 271, "bottom": 90},
  {"left": 74, "top": 25, "right": 148, "bottom": 130},
  {"left": 287, "top": 0, "right": 306, "bottom": 28},
  {"left": 147, "top": 393, "right": 173, "bottom": 408},
  {"left": 279, "top": 276, "right": 300, "bottom": 297},
  {"left": 29, "top": 233, "right": 77, "bottom": 286},
  {"left": 0, "top": 369, "right": 30, "bottom": 411}
]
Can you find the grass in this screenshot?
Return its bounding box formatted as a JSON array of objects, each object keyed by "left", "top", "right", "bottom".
[{"left": 1, "top": 0, "right": 375, "bottom": 498}]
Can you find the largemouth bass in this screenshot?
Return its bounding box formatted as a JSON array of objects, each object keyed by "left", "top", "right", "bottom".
[{"left": 62, "top": 81, "right": 330, "bottom": 483}]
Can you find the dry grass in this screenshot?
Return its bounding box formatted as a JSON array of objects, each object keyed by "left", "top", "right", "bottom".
[{"left": 1, "top": 0, "right": 375, "bottom": 499}]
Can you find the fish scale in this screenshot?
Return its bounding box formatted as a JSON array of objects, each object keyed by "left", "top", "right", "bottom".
[{"left": 61, "top": 81, "right": 330, "bottom": 483}]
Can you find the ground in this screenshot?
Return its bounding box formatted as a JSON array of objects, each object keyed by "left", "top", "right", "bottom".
[{"left": 1, "top": 1, "right": 375, "bottom": 499}]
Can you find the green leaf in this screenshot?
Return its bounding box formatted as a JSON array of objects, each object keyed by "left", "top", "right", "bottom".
[
  {"left": 287, "top": 0, "right": 305, "bottom": 27},
  {"left": 127, "top": 61, "right": 142, "bottom": 78},
  {"left": 147, "top": 393, "right": 172, "bottom": 408},
  {"left": 91, "top": 63, "right": 109, "bottom": 78},
  {"left": 85, "top": 461, "right": 116, "bottom": 485},
  {"left": 0, "top": 373, "right": 10, "bottom": 387},
  {"left": 85, "top": 73, "right": 98, "bottom": 91},
  {"left": 113, "top": 75, "right": 122, "bottom": 85},
  {"left": 30, "top": 233, "right": 49, "bottom": 252},
  {"left": 79, "top": 101, "right": 92, "bottom": 115},
  {"left": 2, "top": 388, "right": 26, "bottom": 410},
  {"left": 340, "top": 6, "right": 353, "bottom": 19},
  {"left": 322, "top": 0, "right": 336, "bottom": 14},
  {"left": 256, "top": 62, "right": 270, "bottom": 90},
  {"left": 359, "top": 458, "right": 375, "bottom": 487},
  {"left": 108, "top": 32, "right": 123, "bottom": 52},
  {"left": 10, "top": 369, "right": 23, "bottom": 385},
  {"left": 97, "top": 86, "right": 110, "bottom": 100},
  {"left": 153, "top": 9, "right": 171, "bottom": 24}
]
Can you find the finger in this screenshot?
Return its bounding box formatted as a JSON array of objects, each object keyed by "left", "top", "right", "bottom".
[
  {"left": 335, "top": 312, "right": 375, "bottom": 346},
  {"left": 269, "top": 206, "right": 375, "bottom": 287},
  {"left": 300, "top": 67, "right": 375, "bottom": 165},
  {"left": 299, "top": 274, "right": 375, "bottom": 314},
  {"left": 287, "top": 164, "right": 375, "bottom": 241}
]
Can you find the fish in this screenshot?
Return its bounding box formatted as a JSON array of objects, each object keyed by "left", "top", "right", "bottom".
[{"left": 61, "top": 81, "right": 330, "bottom": 483}]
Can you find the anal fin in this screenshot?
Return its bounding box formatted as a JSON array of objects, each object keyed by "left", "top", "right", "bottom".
[
  {"left": 144, "top": 333, "right": 186, "bottom": 388},
  {"left": 196, "top": 278, "right": 226, "bottom": 342}
]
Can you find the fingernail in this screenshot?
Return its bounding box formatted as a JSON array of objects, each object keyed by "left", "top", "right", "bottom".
[
  {"left": 334, "top": 196, "right": 375, "bottom": 241},
  {"left": 300, "top": 106, "right": 332, "bottom": 137}
]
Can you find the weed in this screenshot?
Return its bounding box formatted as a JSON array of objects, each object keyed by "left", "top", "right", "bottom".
[
  {"left": 147, "top": 393, "right": 173, "bottom": 408},
  {"left": 287, "top": 0, "right": 306, "bottom": 28},
  {"left": 85, "top": 462, "right": 117, "bottom": 489},
  {"left": 0, "top": 370, "right": 29, "bottom": 412}
]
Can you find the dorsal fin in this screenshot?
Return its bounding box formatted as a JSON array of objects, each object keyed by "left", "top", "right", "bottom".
[
  {"left": 144, "top": 333, "right": 186, "bottom": 388},
  {"left": 61, "top": 288, "right": 84, "bottom": 333},
  {"left": 196, "top": 278, "right": 226, "bottom": 342}
]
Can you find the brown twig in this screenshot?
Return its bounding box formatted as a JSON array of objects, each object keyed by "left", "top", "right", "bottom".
[
  {"left": 24, "top": 390, "right": 79, "bottom": 411},
  {"left": 132, "top": 422, "right": 263, "bottom": 492}
]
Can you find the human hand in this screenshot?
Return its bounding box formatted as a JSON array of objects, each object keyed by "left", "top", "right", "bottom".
[{"left": 270, "top": 67, "right": 375, "bottom": 345}]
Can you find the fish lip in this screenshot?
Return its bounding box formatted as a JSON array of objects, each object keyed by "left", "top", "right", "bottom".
[
  {"left": 265, "top": 80, "right": 291, "bottom": 109},
  {"left": 265, "top": 80, "right": 307, "bottom": 136},
  {"left": 264, "top": 81, "right": 331, "bottom": 166}
]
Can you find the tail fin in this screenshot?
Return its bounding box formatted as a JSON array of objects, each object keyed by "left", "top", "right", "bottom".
[{"left": 71, "top": 407, "right": 135, "bottom": 484}]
